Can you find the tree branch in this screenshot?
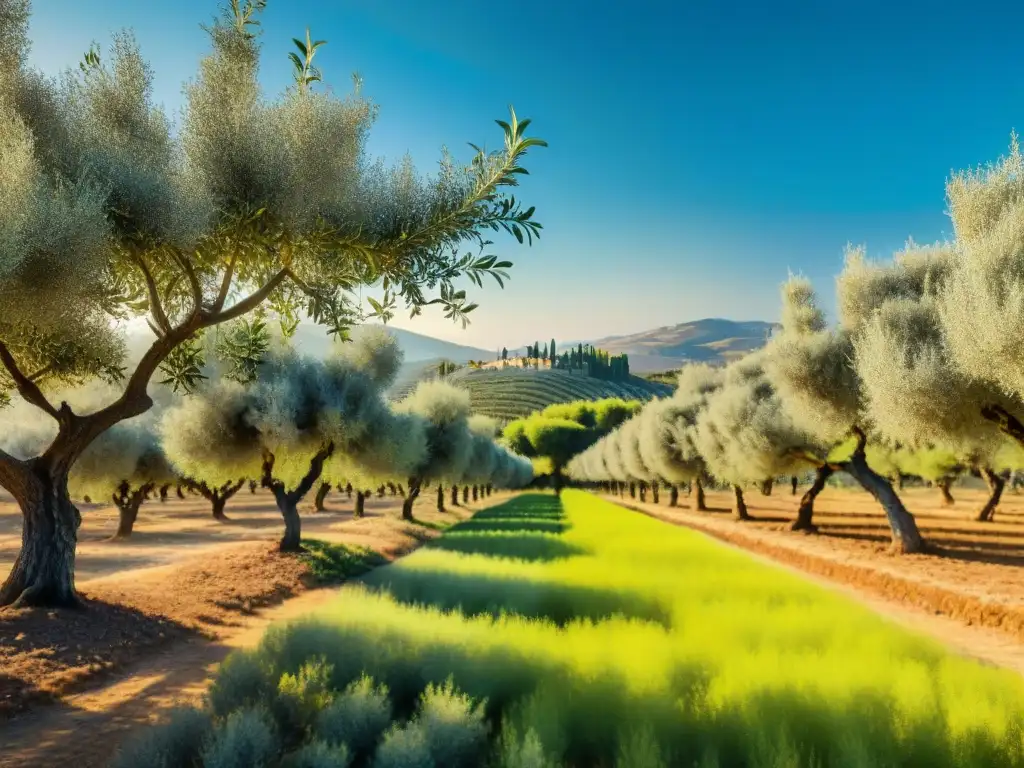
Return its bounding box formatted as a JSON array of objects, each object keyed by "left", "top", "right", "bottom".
[
  {"left": 133, "top": 253, "right": 171, "bottom": 336},
  {"left": 171, "top": 251, "right": 204, "bottom": 319},
  {"left": 288, "top": 442, "right": 334, "bottom": 503},
  {"left": 0, "top": 340, "right": 59, "bottom": 419},
  {"left": 207, "top": 268, "right": 290, "bottom": 325},
  {"left": 981, "top": 404, "right": 1024, "bottom": 449},
  {"left": 212, "top": 254, "right": 238, "bottom": 313}
]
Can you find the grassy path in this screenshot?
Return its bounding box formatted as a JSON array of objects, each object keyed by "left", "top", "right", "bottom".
[{"left": 193, "top": 491, "right": 1024, "bottom": 767}]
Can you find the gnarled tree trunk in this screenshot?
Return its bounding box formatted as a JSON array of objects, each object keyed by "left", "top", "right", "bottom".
[
  {"left": 402, "top": 477, "right": 421, "bottom": 521},
  {"left": 0, "top": 458, "right": 81, "bottom": 608},
  {"left": 937, "top": 478, "right": 955, "bottom": 507},
  {"left": 669, "top": 485, "right": 679, "bottom": 507},
  {"left": 732, "top": 485, "right": 750, "bottom": 521},
  {"left": 249, "top": 479, "right": 258, "bottom": 494},
  {"left": 354, "top": 490, "right": 366, "bottom": 518},
  {"left": 760, "top": 478, "right": 773, "bottom": 496},
  {"left": 261, "top": 444, "right": 334, "bottom": 553},
  {"left": 791, "top": 465, "right": 832, "bottom": 532},
  {"left": 189, "top": 478, "right": 245, "bottom": 521},
  {"left": 345, "top": 483, "right": 353, "bottom": 500},
  {"left": 693, "top": 477, "right": 707, "bottom": 512},
  {"left": 314, "top": 482, "right": 331, "bottom": 512},
  {"left": 112, "top": 481, "right": 154, "bottom": 540},
  {"left": 976, "top": 467, "right": 1004, "bottom": 522},
  {"left": 437, "top": 484, "right": 446, "bottom": 512},
  {"left": 159, "top": 484, "right": 170, "bottom": 503},
  {"left": 451, "top": 485, "right": 460, "bottom": 507},
  {"left": 840, "top": 429, "right": 924, "bottom": 553}
]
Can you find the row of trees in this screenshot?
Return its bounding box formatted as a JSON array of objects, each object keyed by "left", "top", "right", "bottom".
[
  {"left": 0, "top": 0, "right": 547, "bottom": 607},
  {"left": 502, "top": 398, "right": 642, "bottom": 493},
  {"left": 568, "top": 136, "right": 1024, "bottom": 553},
  {"left": 498, "top": 342, "right": 631, "bottom": 379},
  {"left": 62, "top": 329, "right": 533, "bottom": 553}
]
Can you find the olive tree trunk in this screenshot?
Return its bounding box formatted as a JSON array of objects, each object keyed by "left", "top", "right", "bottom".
[
  {"left": 159, "top": 484, "right": 171, "bottom": 503},
  {"left": 976, "top": 467, "right": 1005, "bottom": 522},
  {"left": 462, "top": 486, "right": 469, "bottom": 504},
  {"left": 937, "top": 478, "right": 955, "bottom": 507},
  {"left": 791, "top": 465, "right": 833, "bottom": 532},
  {"left": 840, "top": 429, "right": 925, "bottom": 553},
  {"left": 693, "top": 477, "right": 708, "bottom": 512},
  {"left": 354, "top": 490, "right": 366, "bottom": 518},
  {"left": 669, "top": 485, "right": 679, "bottom": 507},
  {"left": 732, "top": 485, "right": 750, "bottom": 521},
  {"left": 402, "top": 477, "right": 421, "bottom": 521},
  {"left": 472, "top": 485, "right": 479, "bottom": 502},
  {"left": 451, "top": 485, "right": 460, "bottom": 507},
  {"left": 638, "top": 482, "right": 647, "bottom": 503},
  {"left": 651, "top": 482, "right": 660, "bottom": 504},
  {"left": 790, "top": 476, "right": 798, "bottom": 495},
  {"left": 112, "top": 481, "right": 155, "bottom": 540},
  {"left": 760, "top": 478, "right": 773, "bottom": 496},
  {"left": 313, "top": 482, "right": 331, "bottom": 512},
  {"left": 0, "top": 458, "right": 81, "bottom": 608},
  {"left": 189, "top": 478, "right": 245, "bottom": 521},
  {"left": 437, "top": 484, "right": 446, "bottom": 512},
  {"left": 261, "top": 444, "right": 334, "bottom": 553}
]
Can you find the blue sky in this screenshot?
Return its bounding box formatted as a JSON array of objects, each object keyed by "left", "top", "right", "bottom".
[{"left": 26, "top": 0, "right": 1024, "bottom": 349}]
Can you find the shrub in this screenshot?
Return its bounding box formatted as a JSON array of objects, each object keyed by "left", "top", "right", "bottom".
[
  {"left": 315, "top": 674, "right": 393, "bottom": 758},
  {"left": 276, "top": 656, "right": 336, "bottom": 736},
  {"left": 372, "top": 722, "right": 435, "bottom": 768},
  {"left": 282, "top": 740, "right": 352, "bottom": 768},
  {"left": 415, "top": 678, "right": 489, "bottom": 768},
  {"left": 200, "top": 706, "right": 280, "bottom": 768},
  {"left": 206, "top": 651, "right": 274, "bottom": 718},
  {"left": 495, "top": 725, "right": 560, "bottom": 768},
  {"left": 108, "top": 706, "right": 213, "bottom": 768}
]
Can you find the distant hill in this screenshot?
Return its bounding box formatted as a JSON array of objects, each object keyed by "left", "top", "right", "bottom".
[
  {"left": 580, "top": 318, "right": 778, "bottom": 373},
  {"left": 390, "top": 366, "right": 673, "bottom": 423},
  {"left": 289, "top": 323, "right": 495, "bottom": 364}
]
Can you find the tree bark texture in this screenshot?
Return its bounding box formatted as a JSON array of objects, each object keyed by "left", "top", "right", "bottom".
[
  {"left": 0, "top": 459, "right": 81, "bottom": 608},
  {"left": 669, "top": 485, "right": 679, "bottom": 507},
  {"left": 112, "top": 481, "right": 154, "bottom": 539},
  {"left": 262, "top": 444, "right": 334, "bottom": 552},
  {"left": 791, "top": 465, "right": 833, "bottom": 532}
]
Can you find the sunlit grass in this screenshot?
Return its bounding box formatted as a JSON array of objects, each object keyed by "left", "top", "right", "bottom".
[{"left": 244, "top": 492, "right": 1024, "bottom": 766}]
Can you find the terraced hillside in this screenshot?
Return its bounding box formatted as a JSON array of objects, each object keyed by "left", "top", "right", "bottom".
[{"left": 392, "top": 366, "right": 673, "bottom": 422}]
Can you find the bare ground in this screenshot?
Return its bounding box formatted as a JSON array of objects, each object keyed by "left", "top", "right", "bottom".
[
  {"left": 0, "top": 486, "right": 500, "bottom": 768},
  {"left": 610, "top": 485, "right": 1024, "bottom": 675}
]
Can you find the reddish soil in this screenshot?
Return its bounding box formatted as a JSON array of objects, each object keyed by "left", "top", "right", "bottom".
[
  {"left": 0, "top": 487, "right": 486, "bottom": 725},
  {"left": 610, "top": 484, "right": 1024, "bottom": 670}
]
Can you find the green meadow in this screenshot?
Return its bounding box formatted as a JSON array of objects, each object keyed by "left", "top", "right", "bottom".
[{"left": 124, "top": 492, "right": 1024, "bottom": 767}]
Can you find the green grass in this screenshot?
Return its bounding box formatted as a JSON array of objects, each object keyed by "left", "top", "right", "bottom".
[
  {"left": 228, "top": 494, "right": 1024, "bottom": 766},
  {"left": 390, "top": 368, "right": 673, "bottom": 422},
  {"left": 299, "top": 540, "right": 389, "bottom": 585}
]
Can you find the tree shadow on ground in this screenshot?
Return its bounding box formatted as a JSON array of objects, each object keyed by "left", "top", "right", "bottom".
[
  {"left": 0, "top": 596, "right": 201, "bottom": 722},
  {"left": 360, "top": 561, "right": 670, "bottom": 629},
  {"left": 426, "top": 531, "right": 588, "bottom": 562}
]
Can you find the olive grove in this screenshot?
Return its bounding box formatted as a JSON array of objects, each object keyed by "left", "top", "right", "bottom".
[{"left": 0, "top": 0, "right": 546, "bottom": 606}]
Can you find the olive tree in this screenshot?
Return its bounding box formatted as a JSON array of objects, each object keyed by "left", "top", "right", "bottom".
[
  {"left": 937, "top": 135, "right": 1024, "bottom": 458},
  {"left": 693, "top": 352, "right": 821, "bottom": 523},
  {"left": 0, "top": 0, "right": 545, "bottom": 607},
  {"left": 70, "top": 420, "right": 177, "bottom": 539},
  {"left": 764, "top": 275, "right": 926, "bottom": 552},
  {"left": 394, "top": 381, "right": 475, "bottom": 520}
]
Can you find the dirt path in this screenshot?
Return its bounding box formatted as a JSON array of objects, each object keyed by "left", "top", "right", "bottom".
[
  {"left": 610, "top": 493, "right": 1024, "bottom": 678},
  {"left": 0, "top": 587, "right": 340, "bottom": 768}
]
